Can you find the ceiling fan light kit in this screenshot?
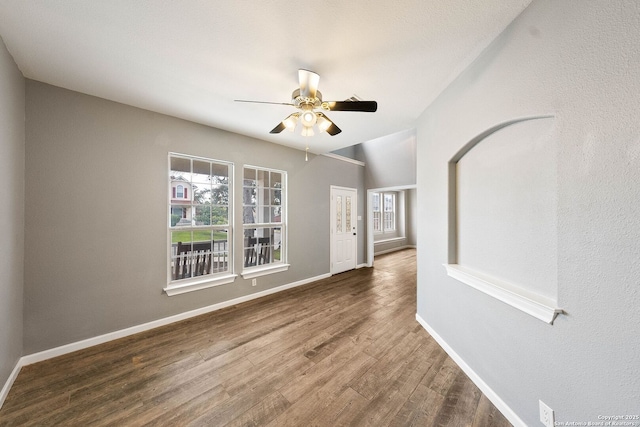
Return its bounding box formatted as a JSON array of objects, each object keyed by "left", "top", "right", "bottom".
[{"left": 237, "top": 69, "right": 378, "bottom": 138}]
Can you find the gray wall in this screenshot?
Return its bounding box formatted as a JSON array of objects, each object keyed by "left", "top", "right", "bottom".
[
  {"left": 361, "top": 128, "right": 416, "bottom": 190},
  {"left": 0, "top": 36, "right": 24, "bottom": 395},
  {"left": 24, "top": 81, "right": 365, "bottom": 354},
  {"left": 360, "top": 129, "right": 417, "bottom": 257},
  {"left": 416, "top": 0, "right": 640, "bottom": 424},
  {"left": 405, "top": 188, "right": 417, "bottom": 246}
]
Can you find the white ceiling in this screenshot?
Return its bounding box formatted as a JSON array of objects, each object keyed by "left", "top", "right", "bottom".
[{"left": 0, "top": 0, "right": 531, "bottom": 154}]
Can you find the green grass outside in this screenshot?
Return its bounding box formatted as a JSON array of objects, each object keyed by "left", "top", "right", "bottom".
[{"left": 171, "top": 230, "right": 228, "bottom": 243}]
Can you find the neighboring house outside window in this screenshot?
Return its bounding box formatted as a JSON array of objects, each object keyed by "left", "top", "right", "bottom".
[
  {"left": 166, "top": 153, "right": 235, "bottom": 295},
  {"left": 242, "top": 166, "right": 289, "bottom": 278}
]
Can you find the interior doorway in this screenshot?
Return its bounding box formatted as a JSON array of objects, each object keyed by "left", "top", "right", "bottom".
[{"left": 366, "top": 185, "right": 417, "bottom": 266}]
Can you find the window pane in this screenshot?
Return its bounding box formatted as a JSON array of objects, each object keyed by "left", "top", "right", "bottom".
[
  {"left": 372, "top": 193, "right": 380, "bottom": 212},
  {"left": 192, "top": 160, "right": 211, "bottom": 184},
  {"left": 172, "top": 230, "right": 192, "bottom": 246},
  {"left": 212, "top": 163, "right": 229, "bottom": 184},
  {"left": 257, "top": 169, "right": 270, "bottom": 188},
  {"left": 171, "top": 157, "right": 191, "bottom": 173},
  {"left": 273, "top": 227, "right": 282, "bottom": 262},
  {"left": 171, "top": 230, "right": 191, "bottom": 280},
  {"left": 194, "top": 205, "right": 211, "bottom": 226},
  {"left": 192, "top": 229, "right": 212, "bottom": 245},
  {"left": 373, "top": 212, "right": 381, "bottom": 232},
  {"left": 192, "top": 184, "right": 209, "bottom": 204},
  {"left": 211, "top": 206, "right": 228, "bottom": 225},
  {"left": 346, "top": 196, "right": 352, "bottom": 231},
  {"left": 212, "top": 184, "right": 229, "bottom": 205},
  {"left": 336, "top": 196, "right": 342, "bottom": 232},
  {"left": 244, "top": 168, "right": 257, "bottom": 186},
  {"left": 243, "top": 186, "right": 256, "bottom": 205},
  {"left": 261, "top": 206, "right": 271, "bottom": 223},
  {"left": 243, "top": 206, "right": 256, "bottom": 224},
  {"left": 271, "top": 189, "right": 281, "bottom": 205},
  {"left": 244, "top": 229, "right": 257, "bottom": 267},
  {"left": 213, "top": 229, "right": 229, "bottom": 245},
  {"left": 271, "top": 172, "right": 282, "bottom": 188},
  {"left": 211, "top": 251, "right": 229, "bottom": 274},
  {"left": 272, "top": 207, "right": 281, "bottom": 223},
  {"left": 170, "top": 205, "right": 191, "bottom": 227},
  {"left": 384, "top": 193, "right": 394, "bottom": 211}
]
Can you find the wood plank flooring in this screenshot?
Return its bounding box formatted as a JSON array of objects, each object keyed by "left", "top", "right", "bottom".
[{"left": 0, "top": 249, "right": 512, "bottom": 426}]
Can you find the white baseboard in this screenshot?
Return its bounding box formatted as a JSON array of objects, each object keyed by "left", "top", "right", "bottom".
[
  {"left": 374, "top": 244, "right": 416, "bottom": 256},
  {"left": 0, "top": 359, "right": 23, "bottom": 410},
  {"left": 2, "top": 273, "right": 330, "bottom": 408},
  {"left": 20, "top": 272, "right": 331, "bottom": 367},
  {"left": 415, "top": 313, "right": 526, "bottom": 427}
]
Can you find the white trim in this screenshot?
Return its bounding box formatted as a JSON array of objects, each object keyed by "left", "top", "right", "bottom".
[
  {"left": 322, "top": 153, "right": 365, "bottom": 167},
  {"left": 356, "top": 263, "right": 368, "bottom": 269},
  {"left": 330, "top": 186, "right": 358, "bottom": 275},
  {"left": 19, "top": 272, "right": 330, "bottom": 367},
  {"left": 374, "top": 236, "right": 406, "bottom": 245},
  {"left": 241, "top": 263, "right": 290, "bottom": 279},
  {"left": 374, "top": 244, "right": 415, "bottom": 256},
  {"left": 0, "top": 359, "right": 22, "bottom": 410},
  {"left": 164, "top": 273, "right": 237, "bottom": 296},
  {"left": 444, "top": 264, "right": 563, "bottom": 324},
  {"left": 415, "top": 313, "right": 527, "bottom": 427},
  {"left": 366, "top": 185, "right": 417, "bottom": 267}
]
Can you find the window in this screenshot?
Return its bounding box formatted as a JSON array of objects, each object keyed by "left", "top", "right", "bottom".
[
  {"left": 372, "top": 193, "right": 381, "bottom": 233},
  {"left": 166, "top": 154, "right": 235, "bottom": 295},
  {"left": 383, "top": 193, "right": 396, "bottom": 232},
  {"left": 242, "top": 166, "right": 288, "bottom": 277},
  {"left": 372, "top": 192, "right": 396, "bottom": 234}
]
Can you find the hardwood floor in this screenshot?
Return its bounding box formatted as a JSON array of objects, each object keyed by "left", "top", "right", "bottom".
[{"left": 0, "top": 249, "right": 511, "bottom": 426}]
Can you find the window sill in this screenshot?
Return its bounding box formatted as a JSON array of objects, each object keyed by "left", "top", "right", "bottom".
[
  {"left": 443, "top": 264, "right": 563, "bottom": 324},
  {"left": 374, "top": 236, "right": 405, "bottom": 245},
  {"left": 241, "top": 263, "right": 290, "bottom": 279},
  {"left": 164, "top": 274, "right": 237, "bottom": 296}
]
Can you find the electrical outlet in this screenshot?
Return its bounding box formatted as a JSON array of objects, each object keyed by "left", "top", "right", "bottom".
[
  {"left": 539, "top": 400, "right": 555, "bottom": 427},
  {"left": 252, "top": 278, "right": 257, "bottom": 287}
]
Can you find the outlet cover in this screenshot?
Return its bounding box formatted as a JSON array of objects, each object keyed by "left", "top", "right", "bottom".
[{"left": 539, "top": 400, "right": 555, "bottom": 427}]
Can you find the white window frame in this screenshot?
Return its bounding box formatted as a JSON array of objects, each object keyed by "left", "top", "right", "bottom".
[
  {"left": 164, "top": 153, "right": 236, "bottom": 296},
  {"left": 372, "top": 191, "right": 397, "bottom": 236},
  {"left": 241, "top": 165, "right": 289, "bottom": 279},
  {"left": 372, "top": 192, "right": 382, "bottom": 233},
  {"left": 383, "top": 193, "right": 396, "bottom": 232}
]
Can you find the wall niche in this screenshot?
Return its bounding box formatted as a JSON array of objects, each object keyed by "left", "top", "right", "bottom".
[{"left": 445, "top": 116, "right": 563, "bottom": 324}]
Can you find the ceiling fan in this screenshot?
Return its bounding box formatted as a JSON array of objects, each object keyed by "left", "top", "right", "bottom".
[{"left": 235, "top": 69, "right": 377, "bottom": 137}]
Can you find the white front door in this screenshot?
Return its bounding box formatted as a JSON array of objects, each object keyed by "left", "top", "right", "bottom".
[{"left": 331, "top": 186, "right": 357, "bottom": 274}]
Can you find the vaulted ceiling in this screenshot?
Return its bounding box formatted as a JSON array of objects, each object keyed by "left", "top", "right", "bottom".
[{"left": 0, "top": 0, "right": 531, "bottom": 153}]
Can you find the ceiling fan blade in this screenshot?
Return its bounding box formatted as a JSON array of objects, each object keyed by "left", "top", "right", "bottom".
[
  {"left": 299, "top": 69, "right": 320, "bottom": 99},
  {"left": 326, "top": 121, "right": 342, "bottom": 136},
  {"left": 235, "top": 100, "right": 294, "bottom": 106},
  {"left": 269, "top": 121, "right": 286, "bottom": 134},
  {"left": 317, "top": 113, "right": 342, "bottom": 136},
  {"left": 323, "top": 100, "right": 377, "bottom": 112}
]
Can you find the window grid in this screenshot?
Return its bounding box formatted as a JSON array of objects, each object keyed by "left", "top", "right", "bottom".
[
  {"left": 169, "top": 154, "right": 232, "bottom": 284},
  {"left": 243, "top": 166, "right": 286, "bottom": 269},
  {"left": 373, "top": 192, "right": 396, "bottom": 234}
]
